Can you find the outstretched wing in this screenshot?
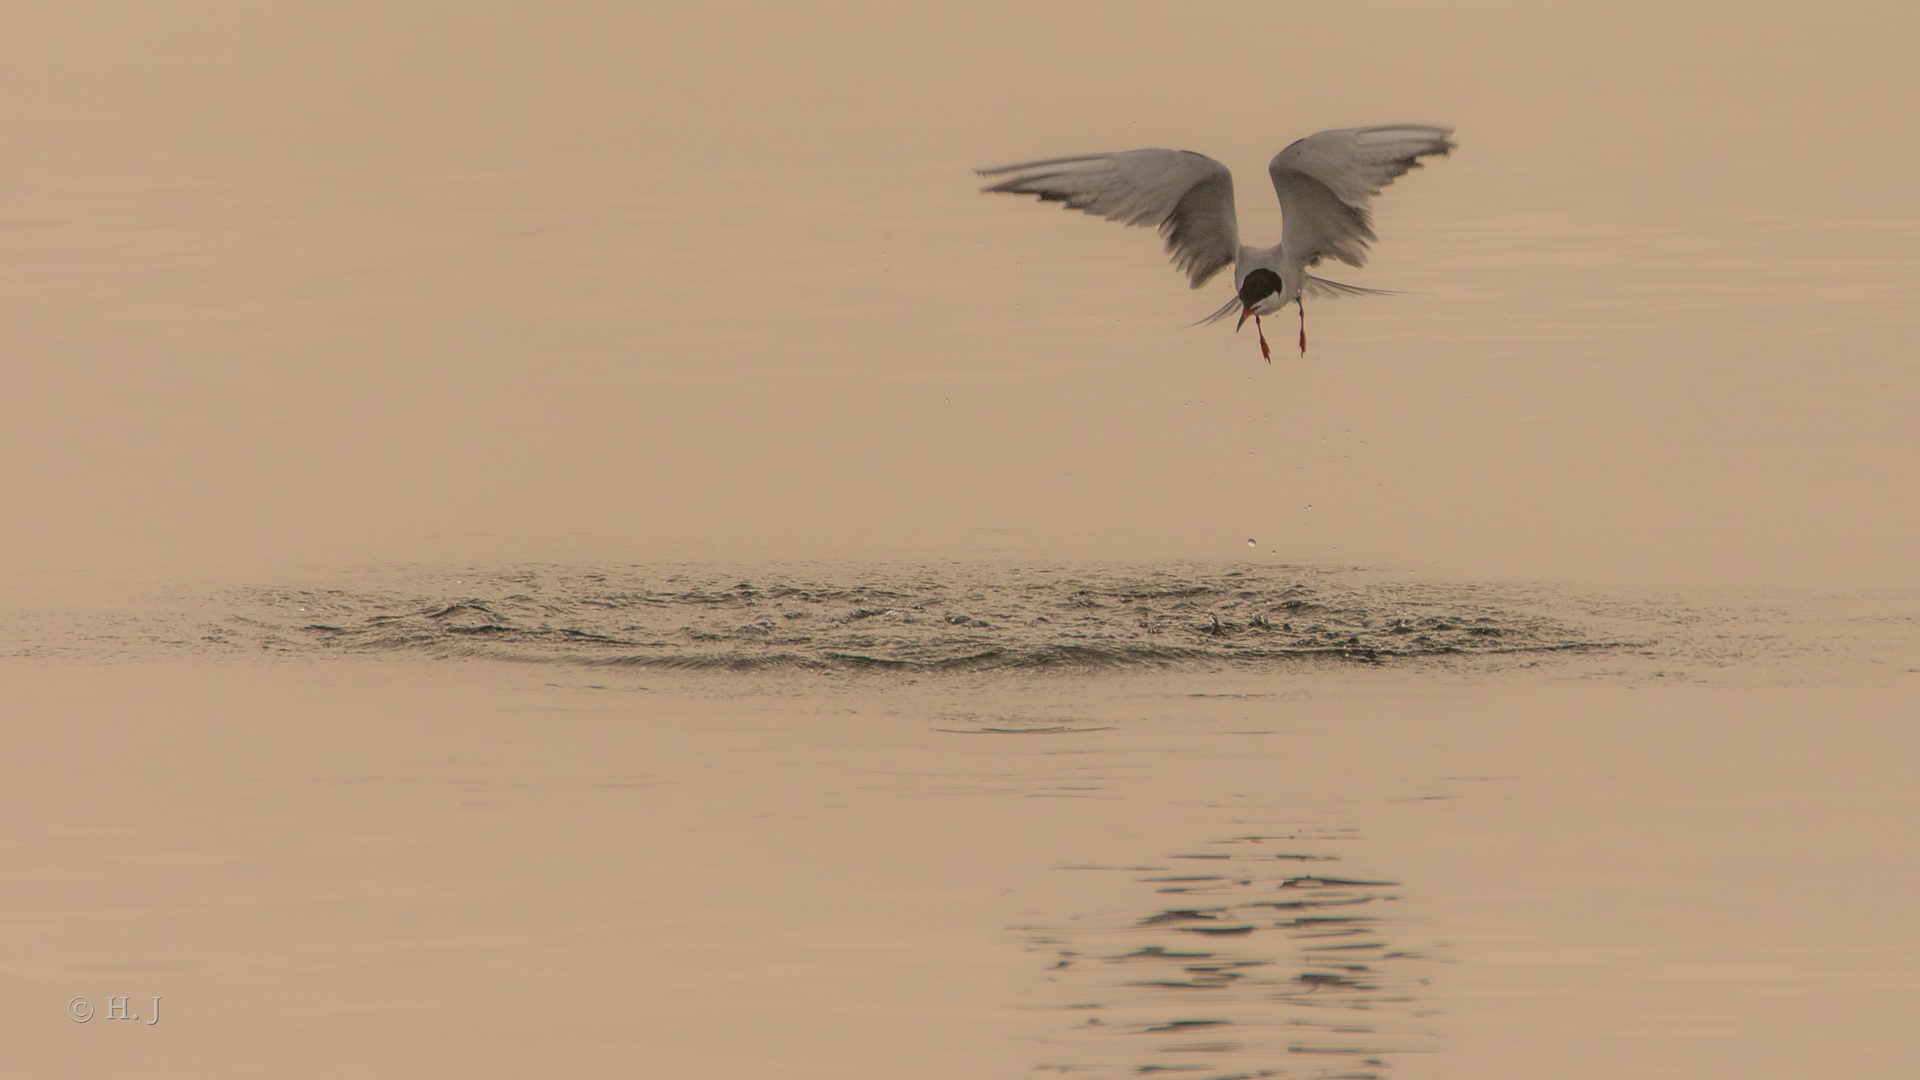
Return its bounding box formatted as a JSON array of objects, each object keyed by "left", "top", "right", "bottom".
[
  {"left": 1195, "top": 273, "right": 1397, "bottom": 325},
  {"left": 1268, "top": 125, "right": 1454, "bottom": 269},
  {"left": 977, "top": 149, "right": 1239, "bottom": 288}
]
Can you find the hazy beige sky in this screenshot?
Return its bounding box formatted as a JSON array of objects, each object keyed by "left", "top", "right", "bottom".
[{"left": 2, "top": 1, "right": 1915, "bottom": 587}]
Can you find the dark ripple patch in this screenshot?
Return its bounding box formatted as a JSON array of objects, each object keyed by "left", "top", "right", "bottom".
[
  {"left": 199, "top": 564, "right": 1626, "bottom": 673},
  {"left": 1016, "top": 833, "right": 1441, "bottom": 1080}
]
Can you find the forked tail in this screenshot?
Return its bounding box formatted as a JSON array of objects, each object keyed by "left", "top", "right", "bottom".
[{"left": 1193, "top": 274, "right": 1399, "bottom": 326}]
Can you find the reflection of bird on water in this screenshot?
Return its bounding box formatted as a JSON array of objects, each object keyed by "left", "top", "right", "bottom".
[{"left": 977, "top": 125, "right": 1454, "bottom": 360}]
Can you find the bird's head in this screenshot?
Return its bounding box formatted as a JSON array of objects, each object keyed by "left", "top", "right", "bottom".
[{"left": 1235, "top": 269, "right": 1283, "bottom": 330}]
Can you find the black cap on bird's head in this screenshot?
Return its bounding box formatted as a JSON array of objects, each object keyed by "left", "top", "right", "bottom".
[{"left": 1235, "top": 269, "right": 1283, "bottom": 330}]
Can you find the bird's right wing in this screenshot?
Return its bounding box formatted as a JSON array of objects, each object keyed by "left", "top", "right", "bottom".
[{"left": 977, "top": 150, "right": 1239, "bottom": 288}]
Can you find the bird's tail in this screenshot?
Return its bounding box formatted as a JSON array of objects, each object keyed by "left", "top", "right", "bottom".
[
  {"left": 1193, "top": 295, "right": 1243, "bottom": 326},
  {"left": 1301, "top": 274, "right": 1400, "bottom": 299},
  {"left": 1193, "top": 274, "right": 1400, "bottom": 326}
]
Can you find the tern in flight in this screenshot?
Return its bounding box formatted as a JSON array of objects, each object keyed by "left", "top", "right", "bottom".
[{"left": 977, "top": 125, "right": 1454, "bottom": 360}]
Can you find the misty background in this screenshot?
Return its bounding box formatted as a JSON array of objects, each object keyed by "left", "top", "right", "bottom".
[{"left": 3, "top": 0, "right": 1915, "bottom": 589}]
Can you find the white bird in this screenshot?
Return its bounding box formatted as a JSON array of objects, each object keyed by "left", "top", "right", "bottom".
[{"left": 977, "top": 125, "right": 1454, "bottom": 360}]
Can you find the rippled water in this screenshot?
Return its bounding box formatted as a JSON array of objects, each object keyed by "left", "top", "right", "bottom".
[
  {"left": 7, "top": 562, "right": 1918, "bottom": 1080},
  {"left": 17, "top": 562, "right": 1916, "bottom": 683},
  {"left": 53, "top": 563, "right": 1636, "bottom": 671},
  {"left": 1017, "top": 832, "right": 1436, "bottom": 1080}
]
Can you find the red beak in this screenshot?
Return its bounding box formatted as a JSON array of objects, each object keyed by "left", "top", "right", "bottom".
[{"left": 1235, "top": 304, "right": 1255, "bottom": 331}]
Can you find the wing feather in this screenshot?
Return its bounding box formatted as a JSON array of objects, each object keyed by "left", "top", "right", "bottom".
[
  {"left": 978, "top": 149, "right": 1240, "bottom": 288},
  {"left": 1269, "top": 125, "right": 1454, "bottom": 269}
]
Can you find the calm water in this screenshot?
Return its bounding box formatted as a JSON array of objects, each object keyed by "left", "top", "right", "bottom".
[{"left": 3, "top": 3, "right": 1917, "bottom": 586}]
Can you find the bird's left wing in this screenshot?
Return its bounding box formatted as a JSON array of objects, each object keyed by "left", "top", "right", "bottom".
[
  {"left": 977, "top": 149, "right": 1239, "bottom": 288},
  {"left": 1268, "top": 125, "right": 1453, "bottom": 269}
]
